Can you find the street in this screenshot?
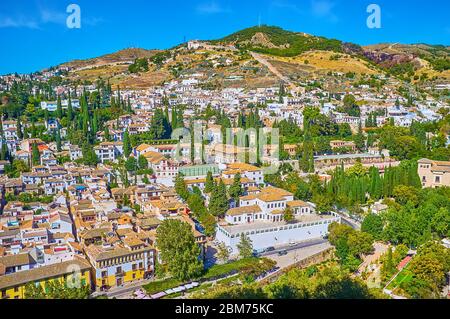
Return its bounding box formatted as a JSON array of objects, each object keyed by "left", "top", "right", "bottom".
[{"left": 263, "top": 240, "right": 331, "bottom": 269}]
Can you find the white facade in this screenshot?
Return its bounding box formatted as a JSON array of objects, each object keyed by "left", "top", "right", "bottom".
[
  {"left": 216, "top": 214, "right": 339, "bottom": 254},
  {"left": 215, "top": 186, "right": 341, "bottom": 254}
]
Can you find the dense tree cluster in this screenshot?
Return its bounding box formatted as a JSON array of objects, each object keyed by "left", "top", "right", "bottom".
[
  {"left": 128, "top": 58, "right": 149, "bottom": 73},
  {"left": 197, "top": 264, "right": 381, "bottom": 299},
  {"left": 337, "top": 94, "right": 361, "bottom": 117},
  {"left": 323, "top": 160, "right": 421, "bottom": 208},
  {"left": 328, "top": 223, "right": 374, "bottom": 271},
  {"left": 24, "top": 281, "right": 90, "bottom": 299},
  {"left": 175, "top": 173, "right": 217, "bottom": 236}
]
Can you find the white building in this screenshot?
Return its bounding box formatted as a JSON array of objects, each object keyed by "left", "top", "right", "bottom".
[
  {"left": 94, "top": 142, "right": 124, "bottom": 163},
  {"left": 221, "top": 163, "right": 264, "bottom": 184},
  {"left": 70, "top": 146, "right": 82, "bottom": 161},
  {"left": 215, "top": 186, "right": 340, "bottom": 254},
  {"left": 40, "top": 99, "right": 80, "bottom": 112}
]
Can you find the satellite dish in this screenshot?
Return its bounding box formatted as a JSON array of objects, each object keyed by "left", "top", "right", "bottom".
[{"left": 218, "top": 163, "right": 227, "bottom": 170}]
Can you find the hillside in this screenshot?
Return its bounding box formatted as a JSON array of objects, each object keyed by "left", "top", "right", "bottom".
[
  {"left": 363, "top": 43, "right": 450, "bottom": 82},
  {"left": 210, "top": 25, "right": 346, "bottom": 57},
  {"left": 62, "top": 48, "right": 160, "bottom": 70},
  {"left": 51, "top": 26, "right": 449, "bottom": 89}
]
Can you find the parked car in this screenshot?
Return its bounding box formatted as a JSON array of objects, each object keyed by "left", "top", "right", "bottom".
[
  {"left": 253, "top": 248, "right": 265, "bottom": 256},
  {"left": 265, "top": 246, "right": 275, "bottom": 252},
  {"left": 278, "top": 250, "right": 288, "bottom": 256}
]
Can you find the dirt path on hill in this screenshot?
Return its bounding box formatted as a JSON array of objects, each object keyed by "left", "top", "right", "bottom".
[{"left": 250, "top": 52, "right": 298, "bottom": 91}]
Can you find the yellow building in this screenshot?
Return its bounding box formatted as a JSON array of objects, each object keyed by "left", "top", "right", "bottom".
[
  {"left": 0, "top": 258, "right": 92, "bottom": 299},
  {"left": 418, "top": 158, "right": 450, "bottom": 188},
  {"left": 84, "top": 241, "right": 155, "bottom": 292}
]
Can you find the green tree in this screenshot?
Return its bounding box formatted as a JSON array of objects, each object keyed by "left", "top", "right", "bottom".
[
  {"left": 123, "top": 129, "right": 132, "bottom": 158},
  {"left": 347, "top": 231, "right": 374, "bottom": 258},
  {"left": 31, "top": 143, "right": 40, "bottom": 166},
  {"left": 228, "top": 173, "right": 243, "bottom": 203},
  {"left": 361, "top": 214, "right": 383, "bottom": 240},
  {"left": 81, "top": 142, "right": 99, "bottom": 166},
  {"left": 216, "top": 242, "right": 230, "bottom": 264},
  {"left": 149, "top": 108, "right": 171, "bottom": 140},
  {"left": 1, "top": 141, "right": 9, "bottom": 161},
  {"left": 410, "top": 254, "right": 445, "bottom": 294},
  {"left": 237, "top": 233, "right": 253, "bottom": 259},
  {"left": 125, "top": 156, "right": 138, "bottom": 172},
  {"left": 56, "top": 95, "right": 63, "bottom": 119},
  {"left": 55, "top": 127, "right": 62, "bottom": 152},
  {"left": 283, "top": 206, "right": 295, "bottom": 223},
  {"left": 156, "top": 219, "right": 204, "bottom": 281},
  {"left": 138, "top": 155, "right": 149, "bottom": 170},
  {"left": 381, "top": 247, "right": 396, "bottom": 281},
  {"left": 312, "top": 193, "right": 332, "bottom": 213},
  {"left": 204, "top": 171, "right": 215, "bottom": 193},
  {"left": 24, "top": 281, "right": 90, "bottom": 299},
  {"left": 392, "top": 185, "right": 419, "bottom": 206},
  {"left": 16, "top": 117, "right": 23, "bottom": 139},
  {"left": 209, "top": 180, "right": 228, "bottom": 217},
  {"left": 300, "top": 130, "right": 314, "bottom": 173},
  {"left": 67, "top": 95, "right": 73, "bottom": 121},
  {"left": 175, "top": 173, "right": 189, "bottom": 201},
  {"left": 353, "top": 124, "right": 365, "bottom": 151},
  {"left": 104, "top": 126, "right": 111, "bottom": 142}
]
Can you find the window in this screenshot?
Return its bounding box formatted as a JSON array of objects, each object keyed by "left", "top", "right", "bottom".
[{"left": 435, "top": 176, "right": 441, "bottom": 183}]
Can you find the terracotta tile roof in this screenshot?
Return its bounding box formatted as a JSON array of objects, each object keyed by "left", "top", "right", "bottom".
[
  {"left": 0, "top": 257, "right": 91, "bottom": 290},
  {"left": 227, "top": 205, "right": 261, "bottom": 216}
]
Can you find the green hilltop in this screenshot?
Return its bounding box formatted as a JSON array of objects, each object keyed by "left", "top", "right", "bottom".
[{"left": 210, "top": 25, "right": 347, "bottom": 57}]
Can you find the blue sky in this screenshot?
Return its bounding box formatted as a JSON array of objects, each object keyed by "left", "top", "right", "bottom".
[{"left": 0, "top": 0, "right": 449, "bottom": 75}]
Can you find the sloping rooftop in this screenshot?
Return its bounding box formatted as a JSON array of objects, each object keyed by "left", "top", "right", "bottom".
[{"left": 0, "top": 257, "right": 91, "bottom": 290}]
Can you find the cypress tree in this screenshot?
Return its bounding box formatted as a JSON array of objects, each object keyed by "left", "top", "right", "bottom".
[
  {"left": 171, "top": 106, "right": 178, "bottom": 129},
  {"left": 32, "top": 143, "right": 40, "bottom": 166},
  {"left": 16, "top": 117, "right": 23, "bottom": 139},
  {"left": 176, "top": 108, "right": 184, "bottom": 128},
  {"left": 127, "top": 96, "right": 132, "bottom": 113},
  {"left": 1, "top": 141, "right": 8, "bottom": 161},
  {"left": 189, "top": 120, "right": 195, "bottom": 163},
  {"left": 67, "top": 95, "right": 73, "bottom": 121},
  {"left": 204, "top": 171, "right": 214, "bottom": 193},
  {"left": 209, "top": 180, "right": 228, "bottom": 217},
  {"left": 117, "top": 86, "right": 121, "bottom": 106},
  {"left": 164, "top": 105, "right": 170, "bottom": 125},
  {"left": 104, "top": 126, "right": 111, "bottom": 142},
  {"left": 228, "top": 173, "right": 243, "bottom": 204},
  {"left": 92, "top": 110, "right": 98, "bottom": 135},
  {"left": 56, "top": 128, "right": 62, "bottom": 152},
  {"left": 81, "top": 94, "right": 89, "bottom": 136},
  {"left": 123, "top": 129, "right": 131, "bottom": 158},
  {"left": 56, "top": 95, "right": 63, "bottom": 119}
]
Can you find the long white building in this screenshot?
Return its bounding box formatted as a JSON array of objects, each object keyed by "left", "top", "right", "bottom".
[{"left": 215, "top": 186, "right": 340, "bottom": 254}]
